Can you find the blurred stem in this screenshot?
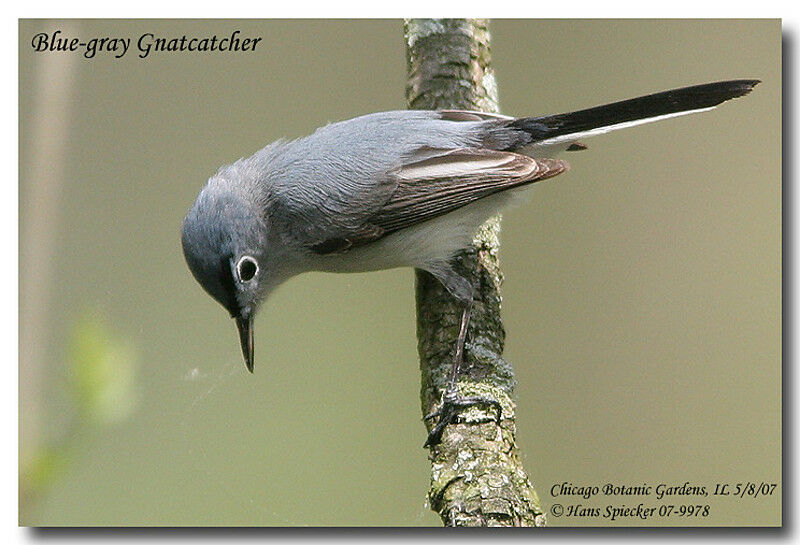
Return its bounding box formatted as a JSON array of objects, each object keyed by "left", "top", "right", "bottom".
[
  {"left": 20, "top": 21, "right": 80, "bottom": 515},
  {"left": 405, "top": 19, "right": 545, "bottom": 527}
]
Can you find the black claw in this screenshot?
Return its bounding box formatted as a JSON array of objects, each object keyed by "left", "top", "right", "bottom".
[{"left": 423, "top": 394, "right": 502, "bottom": 448}]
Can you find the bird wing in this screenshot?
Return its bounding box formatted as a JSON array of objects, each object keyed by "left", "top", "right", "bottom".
[
  {"left": 309, "top": 148, "right": 567, "bottom": 254},
  {"left": 437, "top": 110, "right": 515, "bottom": 122}
]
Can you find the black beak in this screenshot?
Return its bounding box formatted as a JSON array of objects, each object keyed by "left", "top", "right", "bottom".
[{"left": 235, "top": 314, "right": 254, "bottom": 373}]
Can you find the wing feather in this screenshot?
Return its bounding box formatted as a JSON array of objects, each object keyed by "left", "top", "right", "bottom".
[{"left": 310, "top": 148, "right": 567, "bottom": 254}]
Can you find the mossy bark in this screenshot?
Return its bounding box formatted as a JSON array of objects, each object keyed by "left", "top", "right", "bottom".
[{"left": 405, "top": 18, "right": 546, "bottom": 527}]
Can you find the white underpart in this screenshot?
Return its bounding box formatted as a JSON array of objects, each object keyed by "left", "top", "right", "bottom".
[
  {"left": 521, "top": 105, "right": 717, "bottom": 157},
  {"left": 310, "top": 189, "right": 525, "bottom": 275}
]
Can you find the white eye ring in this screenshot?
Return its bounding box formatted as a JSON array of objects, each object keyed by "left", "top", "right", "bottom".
[{"left": 236, "top": 256, "right": 258, "bottom": 282}]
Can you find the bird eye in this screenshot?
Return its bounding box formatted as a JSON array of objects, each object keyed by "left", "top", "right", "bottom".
[{"left": 236, "top": 256, "right": 258, "bottom": 282}]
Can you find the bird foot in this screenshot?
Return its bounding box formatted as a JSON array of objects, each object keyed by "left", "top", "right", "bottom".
[{"left": 423, "top": 390, "right": 502, "bottom": 448}]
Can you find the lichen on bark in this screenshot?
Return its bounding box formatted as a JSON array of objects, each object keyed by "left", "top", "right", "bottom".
[{"left": 405, "top": 18, "right": 546, "bottom": 527}]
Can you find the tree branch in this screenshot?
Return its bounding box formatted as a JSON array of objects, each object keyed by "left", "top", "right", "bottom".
[{"left": 405, "top": 18, "right": 546, "bottom": 527}]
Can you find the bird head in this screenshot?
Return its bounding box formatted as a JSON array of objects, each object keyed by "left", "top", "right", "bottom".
[{"left": 181, "top": 174, "right": 269, "bottom": 373}]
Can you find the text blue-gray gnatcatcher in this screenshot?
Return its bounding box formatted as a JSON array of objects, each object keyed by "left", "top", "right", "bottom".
[{"left": 182, "top": 80, "right": 758, "bottom": 446}]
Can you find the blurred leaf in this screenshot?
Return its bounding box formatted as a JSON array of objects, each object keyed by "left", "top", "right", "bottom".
[
  {"left": 20, "top": 312, "right": 138, "bottom": 520},
  {"left": 68, "top": 312, "right": 137, "bottom": 425},
  {"left": 20, "top": 445, "right": 70, "bottom": 501}
]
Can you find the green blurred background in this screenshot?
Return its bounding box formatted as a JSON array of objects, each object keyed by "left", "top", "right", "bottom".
[{"left": 19, "top": 19, "right": 780, "bottom": 526}]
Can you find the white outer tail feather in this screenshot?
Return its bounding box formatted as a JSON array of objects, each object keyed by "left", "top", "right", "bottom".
[{"left": 520, "top": 106, "right": 717, "bottom": 158}]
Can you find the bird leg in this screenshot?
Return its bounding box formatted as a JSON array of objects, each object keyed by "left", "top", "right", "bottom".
[{"left": 423, "top": 299, "right": 502, "bottom": 447}]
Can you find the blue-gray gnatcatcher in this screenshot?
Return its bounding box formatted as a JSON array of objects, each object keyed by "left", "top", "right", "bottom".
[{"left": 182, "top": 80, "right": 758, "bottom": 446}]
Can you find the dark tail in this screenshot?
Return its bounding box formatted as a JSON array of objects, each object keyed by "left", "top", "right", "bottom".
[{"left": 511, "top": 79, "right": 760, "bottom": 145}]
